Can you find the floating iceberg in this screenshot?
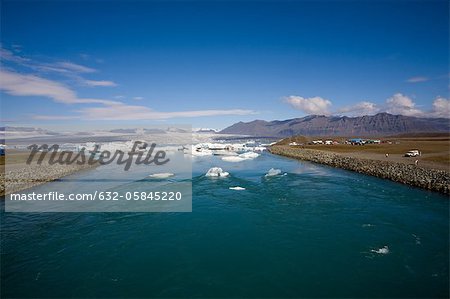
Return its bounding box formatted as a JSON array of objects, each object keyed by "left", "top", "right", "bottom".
[
  {"left": 189, "top": 145, "right": 213, "bottom": 156},
  {"left": 265, "top": 168, "right": 282, "bottom": 177},
  {"left": 213, "top": 150, "right": 238, "bottom": 156},
  {"left": 239, "top": 151, "right": 260, "bottom": 159},
  {"left": 371, "top": 246, "right": 389, "bottom": 254},
  {"left": 222, "top": 156, "right": 246, "bottom": 162},
  {"left": 148, "top": 173, "right": 174, "bottom": 179},
  {"left": 229, "top": 186, "right": 246, "bottom": 191},
  {"left": 205, "top": 167, "right": 229, "bottom": 177},
  {"left": 251, "top": 146, "right": 266, "bottom": 152},
  {"left": 191, "top": 149, "right": 213, "bottom": 157},
  {"left": 221, "top": 151, "right": 260, "bottom": 162}
]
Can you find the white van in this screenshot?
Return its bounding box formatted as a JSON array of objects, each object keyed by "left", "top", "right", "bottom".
[{"left": 404, "top": 150, "right": 420, "bottom": 157}]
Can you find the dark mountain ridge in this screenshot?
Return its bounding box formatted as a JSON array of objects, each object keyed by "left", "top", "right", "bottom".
[{"left": 219, "top": 113, "right": 450, "bottom": 137}]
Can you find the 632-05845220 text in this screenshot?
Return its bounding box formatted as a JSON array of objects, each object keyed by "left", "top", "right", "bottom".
[{"left": 9, "top": 191, "right": 183, "bottom": 201}]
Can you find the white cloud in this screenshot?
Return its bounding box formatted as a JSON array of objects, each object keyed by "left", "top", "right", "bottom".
[
  {"left": 1, "top": 68, "right": 255, "bottom": 121},
  {"left": 53, "top": 62, "right": 96, "bottom": 73},
  {"left": 0, "top": 48, "right": 30, "bottom": 64},
  {"left": 0, "top": 69, "right": 77, "bottom": 104},
  {"left": 284, "top": 93, "right": 449, "bottom": 118},
  {"left": 1, "top": 47, "right": 257, "bottom": 122},
  {"left": 33, "top": 115, "right": 81, "bottom": 120},
  {"left": 383, "top": 94, "right": 449, "bottom": 118},
  {"left": 33, "top": 103, "right": 256, "bottom": 121},
  {"left": 0, "top": 69, "right": 114, "bottom": 105},
  {"left": 0, "top": 47, "right": 98, "bottom": 75},
  {"left": 1, "top": 46, "right": 118, "bottom": 90},
  {"left": 285, "top": 95, "right": 332, "bottom": 115},
  {"left": 406, "top": 76, "right": 429, "bottom": 83},
  {"left": 133, "top": 96, "right": 144, "bottom": 100},
  {"left": 33, "top": 104, "right": 256, "bottom": 120},
  {"left": 385, "top": 93, "right": 423, "bottom": 116},
  {"left": 76, "top": 103, "right": 256, "bottom": 120},
  {"left": 431, "top": 97, "right": 450, "bottom": 118},
  {"left": 83, "top": 79, "right": 117, "bottom": 87},
  {"left": 29, "top": 62, "right": 97, "bottom": 76},
  {"left": 338, "top": 101, "right": 380, "bottom": 116}
]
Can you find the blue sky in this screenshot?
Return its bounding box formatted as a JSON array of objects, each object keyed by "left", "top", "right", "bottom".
[{"left": 1, "top": 0, "right": 449, "bottom": 129}]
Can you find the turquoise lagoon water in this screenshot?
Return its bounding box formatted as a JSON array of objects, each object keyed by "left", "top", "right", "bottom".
[{"left": 1, "top": 152, "right": 449, "bottom": 298}]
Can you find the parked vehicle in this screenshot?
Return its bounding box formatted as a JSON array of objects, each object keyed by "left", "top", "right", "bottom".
[
  {"left": 404, "top": 150, "right": 420, "bottom": 157},
  {"left": 348, "top": 138, "right": 365, "bottom": 145}
]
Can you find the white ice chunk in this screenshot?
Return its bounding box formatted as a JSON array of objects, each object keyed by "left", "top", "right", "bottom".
[
  {"left": 222, "top": 156, "right": 246, "bottom": 162},
  {"left": 205, "top": 167, "right": 229, "bottom": 177},
  {"left": 238, "top": 151, "right": 260, "bottom": 159},
  {"left": 148, "top": 173, "right": 175, "bottom": 179},
  {"left": 229, "top": 186, "right": 246, "bottom": 191},
  {"left": 213, "top": 150, "right": 238, "bottom": 156},
  {"left": 221, "top": 151, "right": 260, "bottom": 162},
  {"left": 190, "top": 146, "right": 213, "bottom": 156},
  {"left": 252, "top": 146, "right": 267, "bottom": 152},
  {"left": 265, "top": 168, "right": 282, "bottom": 177},
  {"left": 371, "top": 246, "right": 389, "bottom": 254}
]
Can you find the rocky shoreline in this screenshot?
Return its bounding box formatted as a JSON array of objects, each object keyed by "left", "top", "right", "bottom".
[
  {"left": 0, "top": 163, "right": 99, "bottom": 196},
  {"left": 270, "top": 145, "right": 450, "bottom": 195}
]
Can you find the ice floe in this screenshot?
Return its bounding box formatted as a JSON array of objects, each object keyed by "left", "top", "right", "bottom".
[
  {"left": 221, "top": 151, "right": 260, "bottom": 162},
  {"left": 371, "top": 245, "right": 389, "bottom": 254},
  {"left": 213, "top": 150, "right": 238, "bottom": 156},
  {"left": 190, "top": 147, "right": 213, "bottom": 157},
  {"left": 265, "top": 168, "right": 282, "bottom": 177},
  {"left": 186, "top": 141, "right": 268, "bottom": 157},
  {"left": 412, "top": 234, "right": 421, "bottom": 245},
  {"left": 205, "top": 167, "right": 229, "bottom": 177},
  {"left": 229, "top": 186, "right": 246, "bottom": 191},
  {"left": 222, "top": 156, "right": 247, "bottom": 162},
  {"left": 148, "top": 173, "right": 175, "bottom": 179},
  {"left": 239, "top": 151, "right": 260, "bottom": 159}
]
